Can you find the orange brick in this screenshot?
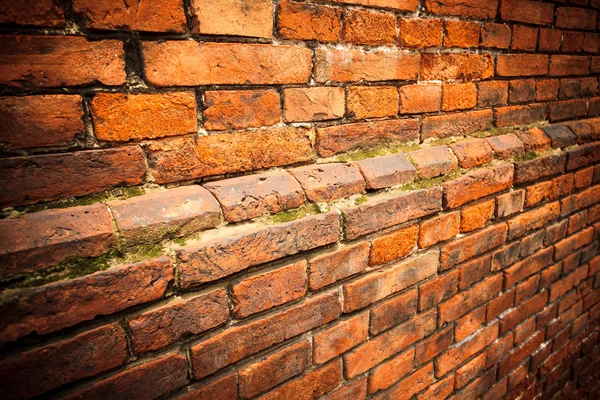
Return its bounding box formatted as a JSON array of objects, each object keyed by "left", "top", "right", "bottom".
[
  {"left": 313, "top": 313, "right": 368, "bottom": 364},
  {"left": 426, "top": 0, "right": 498, "bottom": 19},
  {"left": 481, "top": 23, "right": 512, "bottom": 49},
  {"left": 421, "top": 53, "right": 494, "bottom": 81},
  {"left": 368, "top": 348, "right": 415, "bottom": 394},
  {"left": 347, "top": 86, "right": 399, "bottom": 119},
  {"left": 511, "top": 25, "right": 538, "bottom": 51},
  {"left": 422, "top": 110, "right": 492, "bottom": 140},
  {"left": 460, "top": 199, "right": 495, "bottom": 233},
  {"left": 442, "top": 83, "right": 477, "bottom": 111},
  {"left": 283, "top": 87, "right": 345, "bottom": 122},
  {"left": 343, "top": 9, "right": 396, "bottom": 45},
  {"left": 399, "top": 84, "right": 441, "bottom": 114},
  {"left": 369, "top": 225, "right": 418, "bottom": 266},
  {"left": 444, "top": 20, "right": 481, "bottom": 48},
  {"left": 450, "top": 138, "right": 494, "bottom": 169},
  {"left": 443, "top": 164, "right": 514, "bottom": 209},
  {"left": 409, "top": 146, "right": 458, "bottom": 179},
  {"left": 418, "top": 270, "right": 460, "bottom": 311},
  {"left": 190, "top": 0, "right": 273, "bottom": 38},
  {"left": 398, "top": 17, "right": 443, "bottom": 48},
  {"left": 308, "top": 243, "right": 369, "bottom": 291},
  {"left": 440, "top": 224, "right": 507, "bottom": 269},
  {"left": 370, "top": 290, "right": 418, "bottom": 334},
  {"left": 478, "top": 81, "right": 509, "bottom": 107},
  {"left": 496, "top": 54, "right": 549, "bottom": 77},
  {"left": 499, "top": 0, "right": 554, "bottom": 26},
  {"left": 418, "top": 212, "right": 460, "bottom": 248},
  {"left": 277, "top": 0, "right": 341, "bottom": 42}
]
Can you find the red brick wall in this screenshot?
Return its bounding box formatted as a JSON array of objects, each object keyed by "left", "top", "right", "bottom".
[{"left": 0, "top": 1, "right": 600, "bottom": 399}]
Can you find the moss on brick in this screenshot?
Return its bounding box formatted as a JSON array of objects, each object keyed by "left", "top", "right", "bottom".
[{"left": 268, "top": 203, "right": 321, "bottom": 224}]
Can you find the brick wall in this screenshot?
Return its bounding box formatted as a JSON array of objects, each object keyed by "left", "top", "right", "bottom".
[{"left": 0, "top": 0, "right": 600, "bottom": 399}]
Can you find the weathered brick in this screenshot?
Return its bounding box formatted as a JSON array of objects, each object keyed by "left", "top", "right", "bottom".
[
  {"left": 440, "top": 224, "right": 507, "bottom": 269},
  {"left": 486, "top": 134, "right": 525, "bottom": 160},
  {"left": 204, "top": 89, "right": 280, "bottom": 130},
  {"left": 509, "top": 79, "right": 536, "bottom": 104},
  {"left": 562, "top": 30, "right": 585, "bottom": 53},
  {"left": 146, "top": 127, "right": 313, "bottom": 183},
  {"left": 328, "top": 0, "right": 419, "bottom": 11},
  {"left": 494, "top": 104, "right": 547, "bottom": 127},
  {"left": 442, "top": 82, "right": 477, "bottom": 111},
  {"left": 422, "top": 110, "right": 492, "bottom": 140},
  {"left": 308, "top": 242, "right": 369, "bottom": 290},
  {"left": 421, "top": 53, "right": 494, "bottom": 81},
  {"left": 373, "top": 363, "right": 435, "bottom": 400},
  {"left": 583, "top": 33, "right": 600, "bottom": 53},
  {"left": 240, "top": 341, "right": 310, "bottom": 399},
  {"left": 574, "top": 167, "right": 595, "bottom": 190},
  {"left": 549, "top": 266, "right": 588, "bottom": 303},
  {"left": 499, "top": 0, "right": 554, "bottom": 25},
  {"left": 73, "top": 0, "right": 186, "bottom": 32},
  {"left": 316, "top": 119, "right": 419, "bottom": 157},
  {"left": 323, "top": 377, "right": 367, "bottom": 400},
  {"left": 460, "top": 199, "right": 495, "bottom": 233},
  {"left": 398, "top": 17, "right": 443, "bottom": 48},
  {"left": 128, "top": 289, "right": 229, "bottom": 354},
  {"left": 0, "top": 0, "right": 65, "bottom": 27},
  {"left": 556, "top": 7, "right": 597, "bottom": 30},
  {"left": 190, "top": 0, "right": 272, "bottom": 38},
  {"left": 370, "top": 290, "right": 418, "bottom": 334},
  {"left": 536, "top": 79, "right": 559, "bottom": 102},
  {"left": 459, "top": 256, "right": 493, "bottom": 290},
  {"left": 0, "top": 324, "right": 127, "bottom": 399},
  {"left": 513, "top": 153, "right": 566, "bottom": 185},
  {"left": 355, "top": 153, "right": 416, "bottom": 190},
  {"left": 426, "top": 0, "right": 499, "bottom": 19},
  {"left": 555, "top": 227, "right": 595, "bottom": 260},
  {"left": 549, "top": 99, "right": 588, "bottom": 122},
  {"left": 443, "top": 164, "right": 514, "bottom": 209},
  {"left": 0, "top": 147, "right": 146, "bottom": 208},
  {"left": 0, "top": 95, "right": 83, "bottom": 149},
  {"left": 444, "top": 20, "right": 480, "bottom": 48},
  {"left": 499, "top": 331, "right": 544, "bottom": 377},
  {"left": 368, "top": 348, "right": 415, "bottom": 394},
  {"left": 0, "top": 203, "right": 115, "bottom": 279},
  {"left": 343, "top": 251, "right": 438, "bottom": 313},
  {"left": 108, "top": 186, "right": 221, "bottom": 245},
  {"left": 566, "top": 120, "right": 599, "bottom": 144},
  {"left": 559, "top": 78, "right": 581, "bottom": 100},
  {"left": 178, "top": 212, "right": 339, "bottom": 288},
  {"left": 566, "top": 143, "right": 600, "bottom": 171},
  {"left": 344, "top": 187, "right": 442, "bottom": 240},
  {"left": 418, "top": 375, "right": 455, "bottom": 400},
  {"left": 204, "top": 171, "right": 304, "bottom": 223},
  {"left": 144, "top": 41, "right": 311, "bottom": 86},
  {"left": 315, "top": 47, "right": 420, "bottom": 83},
  {"left": 481, "top": 23, "right": 512, "bottom": 49},
  {"left": 399, "top": 84, "right": 442, "bottom": 114},
  {"left": 561, "top": 185, "right": 600, "bottom": 216},
  {"left": 418, "top": 212, "right": 460, "bottom": 248},
  {"left": 419, "top": 270, "right": 460, "bottom": 311},
  {"left": 487, "top": 290, "right": 515, "bottom": 321},
  {"left": 369, "top": 224, "right": 418, "bottom": 266},
  {"left": 314, "top": 313, "right": 368, "bottom": 364},
  {"left": 409, "top": 146, "right": 458, "bottom": 179},
  {"left": 504, "top": 247, "right": 554, "bottom": 288},
  {"left": 496, "top": 190, "right": 524, "bottom": 219},
  {"left": 478, "top": 81, "right": 509, "bottom": 107},
  {"left": 0, "top": 35, "right": 125, "bottom": 87},
  {"left": 500, "top": 291, "right": 548, "bottom": 334},
  {"left": 283, "top": 87, "right": 344, "bottom": 122},
  {"left": 277, "top": 0, "right": 341, "bottom": 42},
  {"left": 342, "top": 9, "right": 396, "bottom": 46},
  {"left": 549, "top": 55, "right": 591, "bottom": 77},
  {"left": 515, "top": 128, "right": 551, "bottom": 152},
  {"left": 173, "top": 373, "right": 236, "bottom": 400},
  {"left": 545, "top": 220, "right": 569, "bottom": 246},
  {"left": 450, "top": 138, "right": 494, "bottom": 169},
  {"left": 190, "top": 291, "right": 341, "bottom": 379},
  {"left": 511, "top": 25, "right": 538, "bottom": 51},
  {"left": 525, "top": 175, "right": 573, "bottom": 207},
  {"left": 496, "top": 54, "right": 549, "bottom": 77},
  {"left": 347, "top": 86, "right": 398, "bottom": 119},
  {"left": 456, "top": 309, "right": 487, "bottom": 342},
  {"left": 507, "top": 202, "right": 560, "bottom": 240},
  {"left": 436, "top": 323, "right": 498, "bottom": 376},
  {"left": 539, "top": 28, "right": 563, "bottom": 52},
  {"left": 0, "top": 257, "right": 172, "bottom": 346},
  {"left": 456, "top": 351, "right": 486, "bottom": 388},
  {"left": 288, "top": 163, "right": 365, "bottom": 202}
]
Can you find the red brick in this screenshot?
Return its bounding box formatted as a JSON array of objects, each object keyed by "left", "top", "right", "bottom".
[
  {"left": 0, "top": 146, "right": 146, "bottom": 208},
  {"left": 509, "top": 79, "right": 536, "bottom": 104},
  {"left": 419, "top": 269, "right": 460, "bottom": 311},
  {"left": 549, "top": 99, "right": 588, "bottom": 122},
  {"left": 344, "top": 187, "right": 442, "bottom": 240},
  {"left": 368, "top": 348, "right": 415, "bottom": 394},
  {"left": 421, "top": 53, "right": 494, "bottom": 81},
  {"left": 440, "top": 275, "right": 503, "bottom": 327},
  {"left": 128, "top": 289, "right": 229, "bottom": 354},
  {"left": 443, "top": 164, "right": 514, "bottom": 209},
  {"left": 450, "top": 138, "right": 494, "bottom": 169},
  {"left": 315, "top": 47, "right": 420, "bottom": 83},
  {"left": 549, "top": 55, "right": 591, "bottom": 77},
  {"left": 398, "top": 17, "right": 443, "bottom": 48},
  {"left": 507, "top": 202, "right": 560, "bottom": 240},
  {"left": 442, "top": 83, "right": 477, "bottom": 111},
  {"left": 549, "top": 266, "right": 588, "bottom": 303},
  {"left": 566, "top": 143, "right": 600, "bottom": 171},
  {"left": 562, "top": 30, "right": 585, "bottom": 53},
  {"left": 414, "top": 326, "right": 453, "bottom": 365},
  {"left": 374, "top": 363, "right": 435, "bottom": 400},
  {"left": 370, "top": 290, "right": 418, "bottom": 334},
  {"left": 343, "top": 310, "right": 436, "bottom": 378},
  {"left": 314, "top": 313, "right": 368, "bottom": 364},
  {"left": 328, "top": 0, "right": 419, "bottom": 11},
  {"left": 583, "top": 33, "right": 600, "bottom": 53},
  {"left": 399, "top": 84, "right": 442, "bottom": 114},
  {"left": 498, "top": 331, "right": 544, "bottom": 377},
  {"left": 542, "top": 125, "right": 577, "bottom": 148},
  {"left": 513, "top": 153, "right": 566, "bottom": 185},
  {"left": 455, "top": 307, "right": 487, "bottom": 342},
  {"left": 460, "top": 199, "right": 495, "bottom": 233},
  {"left": 144, "top": 41, "right": 311, "bottom": 86},
  {"left": 535, "top": 79, "right": 559, "bottom": 102},
  {"left": 556, "top": 7, "right": 597, "bottom": 30},
  {"left": 456, "top": 352, "right": 486, "bottom": 389},
  {"left": 289, "top": 163, "right": 364, "bottom": 202},
  {"left": 178, "top": 212, "right": 339, "bottom": 288},
  {"left": 459, "top": 256, "right": 492, "bottom": 290},
  {"left": 277, "top": 0, "right": 341, "bottom": 42},
  {"left": 0, "top": 35, "right": 125, "bottom": 87},
  {"left": 316, "top": 119, "right": 419, "bottom": 157},
  {"left": 204, "top": 89, "right": 280, "bottom": 130},
  {"left": 478, "top": 81, "right": 509, "bottom": 107},
  {"left": 308, "top": 242, "right": 369, "bottom": 290},
  {"left": 108, "top": 186, "right": 221, "bottom": 245},
  {"left": 487, "top": 290, "right": 515, "bottom": 322},
  {"left": 343, "top": 251, "right": 438, "bottom": 312},
  {"left": 190, "top": 291, "right": 341, "bottom": 379},
  {"left": 173, "top": 373, "right": 236, "bottom": 400},
  {"left": 559, "top": 78, "right": 581, "bottom": 100},
  {"left": 511, "top": 25, "right": 538, "bottom": 51},
  {"left": 481, "top": 23, "right": 512, "bottom": 49},
  {"left": 441, "top": 224, "right": 507, "bottom": 269},
  {"left": 146, "top": 127, "right": 313, "bottom": 183},
  {"left": 204, "top": 171, "right": 304, "bottom": 223},
  {"left": 190, "top": 0, "right": 272, "bottom": 38},
  {"left": 444, "top": 20, "right": 480, "bottom": 48},
  {"left": 0, "top": 203, "right": 115, "bottom": 279},
  {"left": 494, "top": 104, "right": 547, "bottom": 127},
  {"left": 499, "top": 0, "right": 554, "bottom": 25},
  {"left": 513, "top": 317, "right": 536, "bottom": 345},
  {"left": 525, "top": 175, "right": 573, "bottom": 207},
  {"left": 496, "top": 54, "right": 549, "bottom": 77},
  {"left": 240, "top": 341, "right": 311, "bottom": 399},
  {"left": 418, "top": 212, "right": 460, "bottom": 248},
  {"left": 520, "top": 230, "right": 546, "bottom": 256},
  {"left": 323, "top": 377, "right": 367, "bottom": 400},
  {"left": 355, "top": 153, "right": 416, "bottom": 189},
  {"left": 63, "top": 352, "right": 188, "bottom": 400},
  {"left": 500, "top": 291, "right": 548, "bottom": 334},
  {"left": 0, "top": 257, "right": 172, "bottom": 346},
  {"left": 574, "top": 167, "right": 595, "bottom": 190},
  {"left": 284, "top": 87, "right": 344, "bottom": 122},
  {"left": 343, "top": 9, "right": 396, "bottom": 45},
  {"left": 561, "top": 185, "right": 600, "bottom": 216},
  {"left": 418, "top": 375, "right": 455, "bottom": 400},
  {"left": 425, "top": 0, "right": 499, "bottom": 19},
  {"left": 545, "top": 220, "right": 569, "bottom": 246},
  {"left": 347, "top": 86, "right": 398, "bottom": 119},
  {"left": 496, "top": 190, "right": 524, "bottom": 219},
  {"left": 369, "top": 225, "right": 418, "bottom": 266},
  {"left": 555, "top": 227, "right": 595, "bottom": 260},
  {"left": 504, "top": 247, "right": 554, "bottom": 288},
  {"left": 567, "top": 120, "right": 599, "bottom": 144},
  {"left": 232, "top": 261, "right": 307, "bottom": 318},
  {"left": 0, "top": 95, "right": 83, "bottom": 149},
  {"left": 0, "top": 0, "right": 64, "bottom": 27},
  {"left": 422, "top": 110, "right": 493, "bottom": 140},
  {"left": 516, "top": 128, "right": 551, "bottom": 153},
  {"left": 0, "top": 324, "right": 127, "bottom": 399},
  {"left": 410, "top": 147, "right": 460, "bottom": 179},
  {"left": 539, "top": 28, "right": 563, "bottom": 52},
  {"left": 486, "top": 134, "right": 525, "bottom": 160},
  {"left": 73, "top": 0, "right": 186, "bottom": 32}
]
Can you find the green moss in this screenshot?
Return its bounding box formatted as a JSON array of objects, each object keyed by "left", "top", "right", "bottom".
[
  {"left": 513, "top": 151, "right": 538, "bottom": 162},
  {"left": 399, "top": 171, "right": 461, "bottom": 191},
  {"left": 269, "top": 203, "right": 321, "bottom": 224},
  {"left": 426, "top": 138, "right": 455, "bottom": 147},
  {"left": 472, "top": 121, "right": 548, "bottom": 139},
  {"left": 354, "top": 195, "right": 369, "bottom": 205},
  {"left": 335, "top": 142, "right": 422, "bottom": 163}
]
